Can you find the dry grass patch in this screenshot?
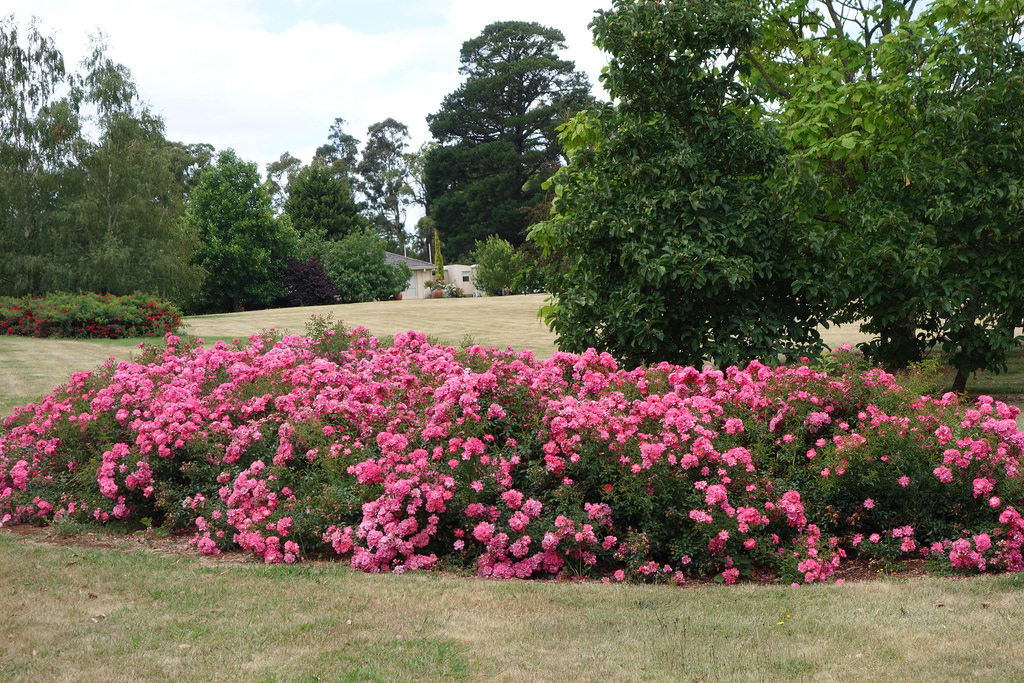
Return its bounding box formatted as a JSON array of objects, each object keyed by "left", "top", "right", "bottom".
[
  {"left": 0, "top": 337, "right": 140, "bottom": 416},
  {"left": 2, "top": 531, "right": 1023, "bottom": 682},
  {"left": 181, "top": 294, "right": 560, "bottom": 360}
]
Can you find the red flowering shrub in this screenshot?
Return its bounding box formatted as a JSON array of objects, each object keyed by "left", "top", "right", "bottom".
[
  {"left": 0, "top": 330, "right": 1021, "bottom": 584},
  {"left": 0, "top": 292, "right": 181, "bottom": 339}
]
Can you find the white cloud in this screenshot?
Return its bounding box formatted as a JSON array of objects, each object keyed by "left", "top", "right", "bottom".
[{"left": 7, "top": 0, "right": 610, "bottom": 175}]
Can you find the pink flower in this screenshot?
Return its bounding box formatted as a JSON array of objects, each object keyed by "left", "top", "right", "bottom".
[
  {"left": 704, "top": 484, "right": 729, "bottom": 507},
  {"left": 863, "top": 498, "right": 875, "bottom": 510},
  {"left": 472, "top": 522, "right": 494, "bottom": 543},
  {"left": 972, "top": 478, "right": 995, "bottom": 498},
  {"left": 613, "top": 569, "right": 626, "bottom": 582},
  {"left": 973, "top": 533, "right": 992, "bottom": 552},
  {"left": 276, "top": 517, "right": 293, "bottom": 536},
  {"left": 722, "top": 568, "right": 740, "bottom": 584},
  {"left": 521, "top": 498, "right": 543, "bottom": 518},
  {"left": 501, "top": 489, "right": 524, "bottom": 509},
  {"left": 898, "top": 476, "right": 910, "bottom": 488},
  {"left": 689, "top": 509, "right": 713, "bottom": 524},
  {"left": 508, "top": 511, "right": 530, "bottom": 532}
]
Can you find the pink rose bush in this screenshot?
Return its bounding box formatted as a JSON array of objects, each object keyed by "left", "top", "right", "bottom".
[{"left": 0, "top": 329, "right": 1022, "bottom": 584}]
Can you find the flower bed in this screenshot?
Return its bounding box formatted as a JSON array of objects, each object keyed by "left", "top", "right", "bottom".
[
  {"left": 0, "top": 292, "right": 181, "bottom": 339},
  {"left": 0, "top": 326, "right": 1021, "bottom": 584}
]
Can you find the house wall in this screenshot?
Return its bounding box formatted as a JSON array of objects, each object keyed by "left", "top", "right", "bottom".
[
  {"left": 444, "top": 264, "right": 478, "bottom": 296},
  {"left": 404, "top": 268, "right": 435, "bottom": 299}
]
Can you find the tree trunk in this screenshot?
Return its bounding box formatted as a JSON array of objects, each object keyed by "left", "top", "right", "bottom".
[{"left": 952, "top": 367, "right": 969, "bottom": 394}]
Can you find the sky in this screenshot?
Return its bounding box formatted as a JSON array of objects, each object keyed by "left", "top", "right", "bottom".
[{"left": 8, "top": 1, "right": 613, "bottom": 178}]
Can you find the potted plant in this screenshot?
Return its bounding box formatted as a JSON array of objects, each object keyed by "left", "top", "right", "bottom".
[{"left": 425, "top": 280, "right": 444, "bottom": 298}]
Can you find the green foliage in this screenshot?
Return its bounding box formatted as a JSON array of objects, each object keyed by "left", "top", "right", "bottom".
[
  {"left": 0, "top": 19, "right": 202, "bottom": 303},
  {"left": 317, "top": 117, "right": 360, "bottom": 179},
  {"left": 357, "top": 118, "right": 411, "bottom": 251},
  {"left": 746, "top": 0, "right": 1024, "bottom": 389},
  {"left": 509, "top": 240, "right": 568, "bottom": 295},
  {"left": 264, "top": 151, "right": 303, "bottom": 212},
  {"left": 0, "top": 292, "right": 181, "bottom": 338},
  {"left": 469, "top": 235, "right": 517, "bottom": 295},
  {"left": 69, "top": 106, "right": 203, "bottom": 302},
  {"left": 433, "top": 228, "right": 445, "bottom": 281},
  {"left": 532, "top": 0, "right": 830, "bottom": 369},
  {"left": 284, "top": 162, "right": 364, "bottom": 240},
  {"left": 320, "top": 230, "right": 412, "bottom": 304},
  {"left": 425, "top": 21, "right": 594, "bottom": 258},
  {"left": 186, "top": 149, "right": 297, "bottom": 314}
]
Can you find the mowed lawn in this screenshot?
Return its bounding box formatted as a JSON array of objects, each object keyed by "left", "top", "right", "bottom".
[
  {"left": 0, "top": 294, "right": 877, "bottom": 417},
  {"left": 3, "top": 296, "right": 1024, "bottom": 680}
]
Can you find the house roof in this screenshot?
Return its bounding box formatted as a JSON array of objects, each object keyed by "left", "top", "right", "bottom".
[{"left": 385, "top": 252, "right": 435, "bottom": 270}]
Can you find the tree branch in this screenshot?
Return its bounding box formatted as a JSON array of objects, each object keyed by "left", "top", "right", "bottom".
[{"left": 745, "top": 51, "right": 793, "bottom": 100}]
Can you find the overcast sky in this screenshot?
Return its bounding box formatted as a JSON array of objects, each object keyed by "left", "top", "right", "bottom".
[{"left": 8, "top": 1, "right": 613, "bottom": 177}]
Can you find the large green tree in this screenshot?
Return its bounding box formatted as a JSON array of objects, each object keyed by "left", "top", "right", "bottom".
[
  {"left": 0, "top": 19, "right": 202, "bottom": 301},
  {"left": 67, "top": 40, "right": 203, "bottom": 301},
  {"left": 357, "top": 118, "right": 411, "bottom": 251},
  {"left": 0, "top": 15, "right": 82, "bottom": 295},
  {"left": 531, "top": 0, "right": 830, "bottom": 369},
  {"left": 745, "top": 0, "right": 1024, "bottom": 390},
  {"left": 186, "top": 149, "right": 296, "bottom": 313},
  {"left": 284, "top": 162, "right": 364, "bottom": 240},
  {"left": 426, "top": 21, "right": 593, "bottom": 258}
]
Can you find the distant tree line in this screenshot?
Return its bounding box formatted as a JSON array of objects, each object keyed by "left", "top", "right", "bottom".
[{"left": 1, "top": 14, "right": 585, "bottom": 315}]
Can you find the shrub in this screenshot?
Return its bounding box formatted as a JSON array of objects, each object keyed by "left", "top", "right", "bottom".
[
  {"left": 321, "top": 231, "right": 411, "bottom": 303},
  {"left": 0, "top": 337, "right": 1021, "bottom": 584},
  {"left": 278, "top": 257, "right": 338, "bottom": 308},
  {"left": 469, "top": 235, "right": 517, "bottom": 296},
  {"left": 0, "top": 292, "right": 181, "bottom": 339}
]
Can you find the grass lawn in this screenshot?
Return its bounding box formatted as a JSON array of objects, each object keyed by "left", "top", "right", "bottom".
[
  {"left": 0, "top": 294, "right": 885, "bottom": 417},
  {"left": 2, "top": 530, "right": 1023, "bottom": 681},
  {"left": 2, "top": 296, "right": 1023, "bottom": 680}
]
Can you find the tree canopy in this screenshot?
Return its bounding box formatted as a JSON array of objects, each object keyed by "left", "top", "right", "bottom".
[
  {"left": 742, "top": 0, "right": 1024, "bottom": 390},
  {"left": 532, "top": 0, "right": 830, "bottom": 369},
  {"left": 186, "top": 149, "right": 296, "bottom": 313},
  {"left": 357, "top": 118, "right": 412, "bottom": 251},
  {"left": 426, "top": 21, "right": 593, "bottom": 258},
  {"left": 0, "top": 17, "right": 202, "bottom": 301},
  {"left": 533, "top": 0, "right": 1024, "bottom": 388},
  {"left": 284, "top": 162, "right": 364, "bottom": 241}
]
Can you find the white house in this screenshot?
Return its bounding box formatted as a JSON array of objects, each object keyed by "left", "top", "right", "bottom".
[
  {"left": 385, "top": 253, "right": 479, "bottom": 298},
  {"left": 385, "top": 252, "right": 436, "bottom": 299},
  {"left": 444, "top": 263, "right": 478, "bottom": 296}
]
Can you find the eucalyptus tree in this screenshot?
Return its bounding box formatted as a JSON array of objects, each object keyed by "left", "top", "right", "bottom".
[
  {"left": 357, "top": 118, "right": 411, "bottom": 251},
  {"left": 0, "top": 18, "right": 201, "bottom": 301},
  {"left": 0, "top": 15, "right": 82, "bottom": 295}
]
